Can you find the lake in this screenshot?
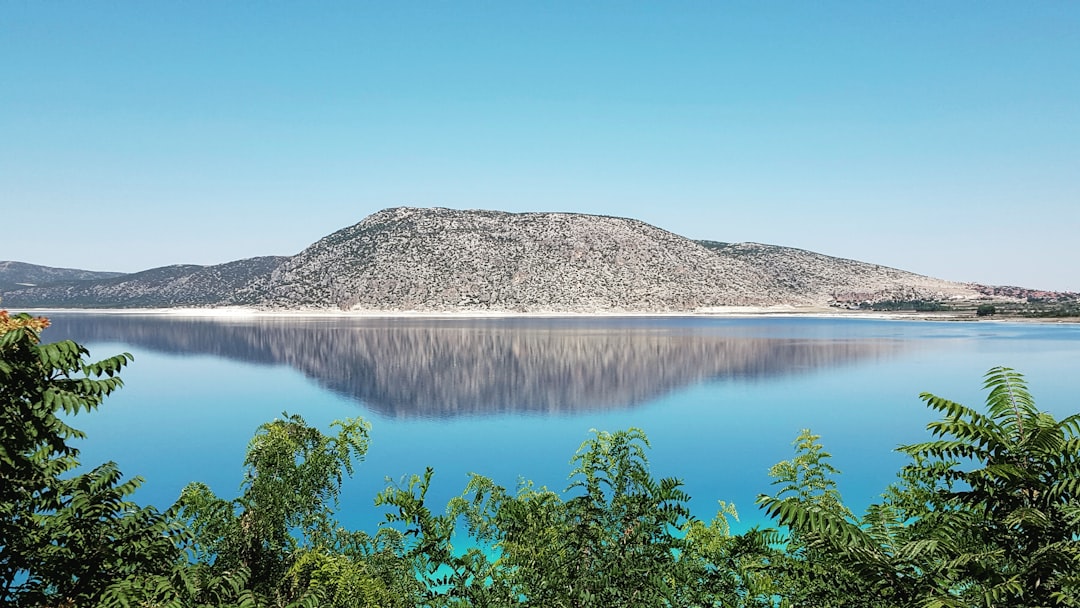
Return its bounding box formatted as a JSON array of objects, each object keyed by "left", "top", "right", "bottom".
[{"left": 42, "top": 313, "right": 1080, "bottom": 534}]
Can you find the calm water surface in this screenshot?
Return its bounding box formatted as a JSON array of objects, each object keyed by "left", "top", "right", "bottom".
[{"left": 44, "top": 314, "right": 1080, "bottom": 534}]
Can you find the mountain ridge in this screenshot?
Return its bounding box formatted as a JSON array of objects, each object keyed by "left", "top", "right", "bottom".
[
  {"left": 0, "top": 261, "right": 126, "bottom": 291},
  {"left": 0, "top": 207, "right": 1068, "bottom": 313}
]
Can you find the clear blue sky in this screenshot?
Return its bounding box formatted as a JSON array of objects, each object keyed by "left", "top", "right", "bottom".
[{"left": 3, "top": 2, "right": 1077, "bottom": 291}]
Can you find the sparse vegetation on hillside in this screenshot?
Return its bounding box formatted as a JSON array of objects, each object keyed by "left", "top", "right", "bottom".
[
  {"left": 0, "top": 208, "right": 1009, "bottom": 312},
  {"left": 0, "top": 261, "right": 126, "bottom": 291},
  {"left": 861, "top": 299, "right": 949, "bottom": 312}
]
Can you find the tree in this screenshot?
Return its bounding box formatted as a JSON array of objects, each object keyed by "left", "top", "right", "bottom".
[
  {"left": 0, "top": 311, "right": 183, "bottom": 607},
  {"left": 679, "top": 502, "right": 781, "bottom": 608},
  {"left": 173, "top": 413, "right": 413, "bottom": 607},
  {"left": 99, "top": 412, "right": 417, "bottom": 608},
  {"left": 753, "top": 430, "right": 901, "bottom": 608},
  {"left": 422, "top": 428, "right": 698, "bottom": 607},
  {"left": 758, "top": 367, "right": 1080, "bottom": 607},
  {"left": 901, "top": 366, "right": 1080, "bottom": 606},
  {"left": 381, "top": 427, "right": 789, "bottom": 608},
  {"left": 376, "top": 467, "right": 510, "bottom": 608},
  {"left": 553, "top": 428, "right": 692, "bottom": 607}
]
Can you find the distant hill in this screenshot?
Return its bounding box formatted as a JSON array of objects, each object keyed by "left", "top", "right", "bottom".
[
  {"left": 0, "top": 207, "right": 1024, "bottom": 312},
  {"left": 0, "top": 257, "right": 287, "bottom": 308},
  {"left": 0, "top": 261, "right": 126, "bottom": 291},
  {"left": 695, "top": 240, "right": 981, "bottom": 305}
]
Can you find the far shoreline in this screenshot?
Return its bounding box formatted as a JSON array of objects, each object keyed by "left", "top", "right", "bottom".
[{"left": 16, "top": 305, "right": 1077, "bottom": 324}]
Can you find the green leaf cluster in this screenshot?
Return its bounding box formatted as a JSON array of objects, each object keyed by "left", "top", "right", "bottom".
[
  {"left": 1, "top": 314, "right": 182, "bottom": 607},
  {"left": 374, "top": 428, "right": 776, "bottom": 607},
  {"left": 757, "top": 367, "right": 1080, "bottom": 607}
]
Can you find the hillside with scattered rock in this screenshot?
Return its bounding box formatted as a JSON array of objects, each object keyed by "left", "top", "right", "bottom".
[
  {"left": 0, "top": 257, "right": 286, "bottom": 309},
  {"left": 0, "top": 207, "right": 1011, "bottom": 312},
  {"left": 697, "top": 241, "right": 984, "bottom": 306},
  {"left": 0, "top": 261, "right": 126, "bottom": 291},
  {"left": 252, "top": 207, "right": 810, "bottom": 311}
]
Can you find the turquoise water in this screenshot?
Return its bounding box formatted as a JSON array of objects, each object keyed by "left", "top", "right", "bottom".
[{"left": 44, "top": 314, "right": 1080, "bottom": 535}]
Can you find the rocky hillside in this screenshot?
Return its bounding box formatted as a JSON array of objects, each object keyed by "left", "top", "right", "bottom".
[
  {"left": 698, "top": 241, "right": 984, "bottom": 306},
  {"left": 252, "top": 207, "right": 813, "bottom": 311},
  {"left": 0, "top": 257, "right": 286, "bottom": 308},
  {"left": 2, "top": 207, "right": 990, "bottom": 311},
  {"left": 253, "top": 208, "right": 986, "bottom": 311},
  {"left": 0, "top": 261, "right": 126, "bottom": 290}
]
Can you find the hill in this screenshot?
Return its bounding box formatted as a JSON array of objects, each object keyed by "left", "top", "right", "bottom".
[
  {"left": 0, "top": 207, "right": 1006, "bottom": 312},
  {"left": 0, "top": 257, "right": 286, "bottom": 309},
  {"left": 254, "top": 207, "right": 807, "bottom": 311},
  {"left": 0, "top": 261, "right": 126, "bottom": 291},
  {"left": 697, "top": 240, "right": 983, "bottom": 307}
]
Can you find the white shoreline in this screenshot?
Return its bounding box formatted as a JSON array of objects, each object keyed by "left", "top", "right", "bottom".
[{"left": 14, "top": 305, "right": 985, "bottom": 322}]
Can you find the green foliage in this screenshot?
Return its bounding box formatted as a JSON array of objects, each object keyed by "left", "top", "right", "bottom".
[
  {"left": 375, "top": 467, "right": 509, "bottom": 607},
  {"left": 901, "top": 367, "right": 1080, "bottom": 606},
  {"left": 173, "top": 413, "right": 383, "bottom": 606},
  {"left": 758, "top": 367, "right": 1080, "bottom": 608},
  {"left": 1023, "top": 300, "right": 1080, "bottom": 318},
  {"left": 284, "top": 531, "right": 418, "bottom": 608},
  {"left": 375, "top": 428, "right": 701, "bottom": 607},
  {"left": 977, "top": 303, "right": 997, "bottom": 316},
  {"left": 757, "top": 431, "right": 892, "bottom": 608},
  {"left": 0, "top": 313, "right": 184, "bottom": 607},
  {"left": 555, "top": 428, "right": 692, "bottom": 607},
  {"left": 102, "top": 413, "right": 415, "bottom": 608},
  {"left": 100, "top": 563, "right": 265, "bottom": 608},
  {"left": 863, "top": 299, "right": 948, "bottom": 312},
  {"left": 680, "top": 503, "right": 783, "bottom": 607}
]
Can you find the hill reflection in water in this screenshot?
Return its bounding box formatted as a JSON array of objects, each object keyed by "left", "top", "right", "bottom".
[{"left": 46, "top": 315, "right": 907, "bottom": 419}]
